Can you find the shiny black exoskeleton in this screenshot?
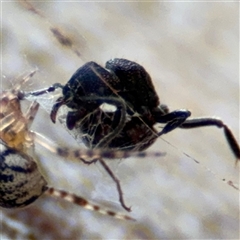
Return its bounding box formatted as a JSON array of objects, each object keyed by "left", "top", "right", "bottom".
[
  {"left": 22, "top": 58, "right": 240, "bottom": 212},
  {"left": 50, "top": 59, "right": 190, "bottom": 152},
  {"left": 27, "top": 58, "right": 240, "bottom": 161}
]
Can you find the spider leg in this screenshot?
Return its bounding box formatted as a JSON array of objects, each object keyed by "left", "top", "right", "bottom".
[
  {"left": 24, "top": 101, "right": 39, "bottom": 128},
  {"left": 33, "top": 131, "right": 165, "bottom": 160},
  {"left": 13, "top": 70, "right": 37, "bottom": 93},
  {"left": 0, "top": 113, "right": 15, "bottom": 131},
  {"left": 1, "top": 211, "right": 36, "bottom": 239},
  {"left": 33, "top": 132, "right": 165, "bottom": 211},
  {"left": 98, "top": 158, "right": 131, "bottom": 212},
  {"left": 45, "top": 187, "right": 135, "bottom": 220},
  {"left": 180, "top": 117, "right": 240, "bottom": 162},
  {"left": 79, "top": 158, "right": 98, "bottom": 165},
  {"left": 8, "top": 101, "right": 39, "bottom": 149}
]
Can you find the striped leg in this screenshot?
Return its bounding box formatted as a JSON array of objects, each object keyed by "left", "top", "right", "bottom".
[
  {"left": 24, "top": 101, "right": 40, "bottom": 128},
  {"left": 45, "top": 187, "right": 135, "bottom": 221}
]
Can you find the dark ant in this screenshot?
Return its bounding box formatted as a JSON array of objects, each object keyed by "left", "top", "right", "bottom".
[{"left": 24, "top": 58, "right": 240, "bottom": 212}]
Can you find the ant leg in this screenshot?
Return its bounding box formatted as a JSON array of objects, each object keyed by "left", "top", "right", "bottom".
[
  {"left": 155, "top": 109, "right": 191, "bottom": 136},
  {"left": 180, "top": 117, "right": 240, "bottom": 161},
  {"left": 44, "top": 187, "right": 134, "bottom": 220},
  {"left": 79, "top": 96, "right": 128, "bottom": 209},
  {"left": 50, "top": 96, "right": 67, "bottom": 123},
  {"left": 98, "top": 158, "right": 131, "bottom": 212},
  {"left": 21, "top": 83, "right": 63, "bottom": 99}
]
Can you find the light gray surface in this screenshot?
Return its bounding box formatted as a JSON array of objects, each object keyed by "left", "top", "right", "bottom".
[{"left": 1, "top": 2, "right": 239, "bottom": 239}]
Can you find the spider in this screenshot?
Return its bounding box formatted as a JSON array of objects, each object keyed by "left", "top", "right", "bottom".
[
  {"left": 1, "top": 71, "right": 168, "bottom": 221},
  {"left": 24, "top": 58, "right": 240, "bottom": 212}
]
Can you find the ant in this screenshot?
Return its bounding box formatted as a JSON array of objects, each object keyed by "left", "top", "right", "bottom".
[{"left": 23, "top": 58, "right": 240, "bottom": 212}]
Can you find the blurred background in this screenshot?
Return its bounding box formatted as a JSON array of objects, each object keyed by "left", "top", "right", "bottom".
[{"left": 1, "top": 1, "right": 239, "bottom": 239}]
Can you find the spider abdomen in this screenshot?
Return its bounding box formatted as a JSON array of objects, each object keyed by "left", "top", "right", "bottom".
[{"left": 0, "top": 142, "right": 47, "bottom": 208}]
